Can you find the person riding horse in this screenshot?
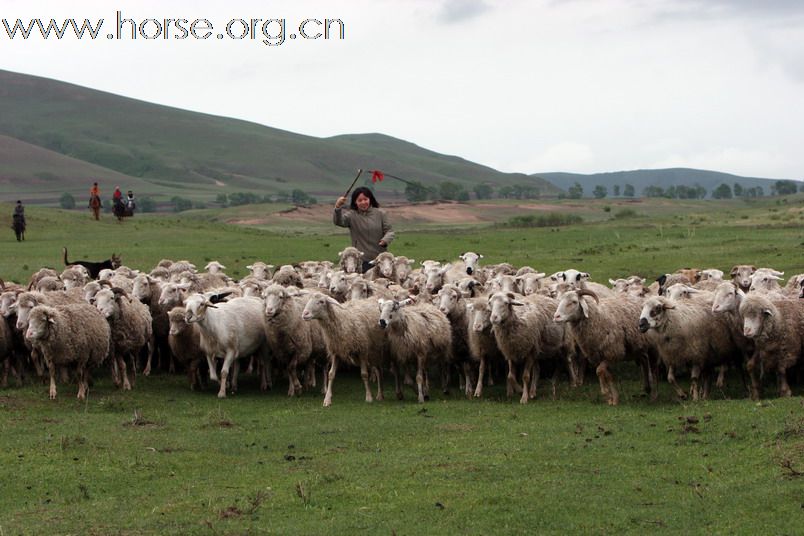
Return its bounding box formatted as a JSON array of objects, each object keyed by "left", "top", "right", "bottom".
[{"left": 89, "top": 182, "right": 102, "bottom": 220}]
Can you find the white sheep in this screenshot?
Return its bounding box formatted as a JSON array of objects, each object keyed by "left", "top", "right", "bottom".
[
  {"left": 488, "top": 292, "right": 566, "bottom": 404},
  {"left": 739, "top": 294, "right": 803, "bottom": 398},
  {"left": 184, "top": 293, "right": 269, "bottom": 398},
  {"left": 337, "top": 246, "right": 364, "bottom": 274},
  {"left": 25, "top": 303, "right": 110, "bottom": 400},
  {"left": 301, "top": 292, "right": 387, "bottom": 407},
  {"left": 167, "top": 307, "right": 205, "bottom": 390},
  {"left": 638, "top": 295, "right": 737, "bottom": 400},
  {"left": 465, "top": 298, "right": 503, "bottom": 398},
  {"left": 93, "top": 288, "right": 153, "bottom": 391},
  {"left": 378, "top": 298, "right": 452, "bottom": 403},
  {"left": 262, "top": 284, "right": 327, "bottom": 396},
  {"left": 554, "top": 290, "right": 655, "bottom": 405}
]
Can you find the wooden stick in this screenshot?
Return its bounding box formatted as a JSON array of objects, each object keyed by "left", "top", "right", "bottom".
[{"left": 343, "top": 169, "right": 363, "bottom": 198}]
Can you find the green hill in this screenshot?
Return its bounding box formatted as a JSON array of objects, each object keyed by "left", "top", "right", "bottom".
[
  {"left": 0, "top": 69, "right": 558, "bottom": 204},
  {"left": 536, "top": 168, "right": 799, "bottom": 198}
]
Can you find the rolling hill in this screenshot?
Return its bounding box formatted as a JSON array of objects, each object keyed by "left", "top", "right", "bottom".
[{"left": 0, "top": 69, "right": 558, "bottom": 204}]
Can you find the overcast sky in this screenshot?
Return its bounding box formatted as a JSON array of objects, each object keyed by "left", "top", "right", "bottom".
[{"left": 2, "top": 0, "right": 803, "bottom": 179}]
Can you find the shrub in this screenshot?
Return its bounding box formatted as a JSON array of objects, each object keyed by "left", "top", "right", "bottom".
[
  {"left": 503, "top": 213, "right": 582, "bottom": 228},
  {"left": 613, "top": 208, "right": 639, "bottom": 219},
  {"left": 60, "top": 193, "right": 76, "bottom": 209}
]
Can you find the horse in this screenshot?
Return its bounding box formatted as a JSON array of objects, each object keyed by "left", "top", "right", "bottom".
[
  {"left": 89, "top": 194, "right": 101, "bottom": 220},
  {"left": 12, "top": 214, "right": 25, "bottom": 242},
  {"left": 113, "top": 198, "right": 134, "bottom": 222}
]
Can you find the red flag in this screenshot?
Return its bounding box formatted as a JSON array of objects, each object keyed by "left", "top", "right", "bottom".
[{"left": 371, "top": 170, "right": 384, "bottom": 183}]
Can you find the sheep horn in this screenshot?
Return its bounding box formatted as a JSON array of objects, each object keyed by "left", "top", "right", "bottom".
[
  {"left": 576, "top": 288, "right": 599, "bottom": 303},
  {"left": 98, "top": 279, "right": 113, "bottom": 287},
  {"left": 111, "top": 287, "right": 129, "bottom": 297}
]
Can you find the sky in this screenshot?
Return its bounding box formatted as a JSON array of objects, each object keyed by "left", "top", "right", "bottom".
[{"left": 2, "top": 0, "right": 803, "bottom": 180}]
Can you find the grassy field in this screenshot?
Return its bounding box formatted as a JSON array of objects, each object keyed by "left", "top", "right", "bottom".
[{"left": 1, "top": 196, "right": 803, "bottom": 534}]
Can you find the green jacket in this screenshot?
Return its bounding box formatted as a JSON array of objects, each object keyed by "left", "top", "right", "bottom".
[{"left": 333, "top": 206, "right": 395, "bottom": 261}]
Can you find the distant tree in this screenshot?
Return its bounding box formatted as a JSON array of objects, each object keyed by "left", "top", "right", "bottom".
[
  {"left": 711, "top": 183, "right": 733, "bottom": 199},
  {"left": 216, "top": 193, "right": 229, "bottom": 206},
  {"left": 593, "top": 185, "right": 607, "bottom": 199},
  {"left": 457, "top": 189, "right": 470, "bottom": 202},
  {"left": 773, "top": 179, "right": 798, "bottom": 196},
  {"left": 170, "top": 196, "right": 193, "bottom": 212},
  {"left": 733, "top": 183, "right": 744, "bottom": 197},
  {"left": 139, "top": 196, "right": 156, "bottom": 213},
  {"left": 623, "top": 183, "right": 635, "bottom": 197},
  {"left": 438, "top": 181, "right": 463, "bottom": 201},
  {"left": 744, "top": 186, "right": 763, "bottom": 198},
  {"left": 498, "top": 185, "right": 514, "bottom": 199},
  {"left": 291, "top": 189, "right": 316, "bottom": 205},
  {"left": 642, "top": 185, "right": 664, "bottom": 198},
  {"left": 473, "top": 183, "right": 493, "bottom": 200},
  {"left": 59, "top": 192, "right": 75, "bottom": 209},
  {"left": 275, "top": 191, "right": 289, "bottom": 203},
  {"left": 567, "top": 182, "right": 583, "bottom": 199},
  {"left": 613, "top": 184, "right": 621, "bottom": 197},
  {"left": 228, "top": 192, "right": 260, "bottom": 206},
  {"left": 664, "top": 186, "right": 677, "bottom": 199},
  {"left": 405, "top": 181, "right": 432, "bottom": 202}
]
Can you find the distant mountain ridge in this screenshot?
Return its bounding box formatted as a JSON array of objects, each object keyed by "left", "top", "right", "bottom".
[{"left": 0, "top": 69, "right": 558, "bottom": 203}]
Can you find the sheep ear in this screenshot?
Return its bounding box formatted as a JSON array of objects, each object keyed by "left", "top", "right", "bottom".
[
  {"left": 47, "top": 315, "right": 56, "bottom": 325},
  {"left": 579, "top": 299, "right": 589, "bottom": 318},
  {"left": 326, "top": 296, "right": 340, "bottom": 306},
  {"left": 762, "top": 308, "right": 773, "bottom": 317},
  {"left": 378, "top": 298, "right": 387, "bottom": 307},
  {"left": 465, "top": 303, "right": 475, "bottom": 312},
  {"left": 398, "top": 298, "right": 414, "bottom": 307},
  {"left": 479, "top": 254, "right": 484, "bottom": 259},
  {"left": 662, "top": 302, "right": 675, "bottom": 310},
  {"left": 440, "top": 263, "right": 452, "bottom": 274},
  {"left": 608, "top": 279, "right": 616, "bottom": 286},
  {"left": 246, "top": 264, "right": 254, "bottom": 270}
]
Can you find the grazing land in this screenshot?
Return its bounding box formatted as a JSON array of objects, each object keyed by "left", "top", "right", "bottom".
[{"left": 0, "top": 195, "right": 803, "bottom": 534}]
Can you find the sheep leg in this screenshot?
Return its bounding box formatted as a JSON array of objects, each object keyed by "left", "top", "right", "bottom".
[
  {"left": 529, "top": 361, "right": 540, "bottom": 399},
  {"left": 358, "top": 358, "right": 373, "bottom": 403},
  {"left": 506, "top": 360, "right": 517, "bottom": 398},
  {"left": 666, "top": 366, "right": 687, "bottom": 400},
  {"left": 597, "top": 362, "right": 619, "bottom": 406},
  {"left": 474, "top": 357, "right": 486, "bottom": 398},
  {"left": 550, "top": 366, "right": 559, "bottom": 401},
  {"left": 715, "top": 365, "right": 726, "bottom": 389},
  {"left": 746, "top": 352, "right": 761, "bottom": 400},
  {"left": 520, "top": 358, "right": 532, "bottom": 404},
  {"left": 217, "top": 351, "right": 237, "bottom": 398},
  {"left": 595, "top": 362, "right": 611, "bottom": 400},
  {"left": 643, "top": 356, "right": 658, "bottom": 402},
  {"left": 392, "top": 362, "right": 404, "bottom": 400},
  {"left": 416, "top": 357, "right": 427, "bottom": 403},
  {"left": 374, "top": 366, "right": 384, "bottom": 401},
  {"left": 118, "top": 356, "right": 132, "bottom": 391},
  {"left": 76, "top": 367, "right": 87, "bottom": 400},
  {"left": 207, "top": 353, "right": 220, "bottom": 383},
  {"left": 323, "top": 356, "right": 338, "bottom": 407},
  {"left": 143, "top": 336, "right": 154, "bottom": 376},
  {"left": 1, "top": 358, "right": 9, "bottom": 388},
  {"left": 777, "top": 365, "right": 792, "bottom": 397},
  {"left": 47, "top": 361, "right": 58, "bottom": 400},
  {"left": 701, "top": 369, "right": 712, "bottom": 400},
  {"left": 304, "top": 360, "right": 316, "bottom": 389},
  {"left": 690, "top": 365, "right": 701, "bottom": 401},
  {"left": 463, "top": 362, "right": 474, "bottom": 399}
]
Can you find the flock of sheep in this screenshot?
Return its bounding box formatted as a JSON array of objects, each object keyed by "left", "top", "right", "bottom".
[{"left": 0, "top": 246, "right": 803, "bottom": 406}]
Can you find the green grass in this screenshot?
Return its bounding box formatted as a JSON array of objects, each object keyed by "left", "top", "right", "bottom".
[
  {"left": 1, "top": 197, "right": 803, "bottom": 534},
  {"left": 1, "top": 373, "right": 802, "bottom": 535}
]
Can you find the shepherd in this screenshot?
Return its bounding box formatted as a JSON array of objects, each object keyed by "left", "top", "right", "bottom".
[
  {"left": 89, "top": 182, "right": 102, "bottom": 220},
  {"left": 12, "top": 200, "right": 25, "bottom": 241}
]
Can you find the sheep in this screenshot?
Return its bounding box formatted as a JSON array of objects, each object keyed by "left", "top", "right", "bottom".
[
  {"left": 364, "top": 251, "right": 398, "bottom": 282},
  {"left": 328, "top": 270, "right": 359, "bottom": 302},
  {"left": 34, "top": 276, "right": 65, "bottom": 292},
  {"left": 245, "top": 261, "right": 275, "bottom": 281},
  {"left": 782, "top": 273, "right": 804, "bottom": 297},
  {"left": 739, "top": 294, "right": 804, "bottom": 398},
  {"left": 338, "top": 246, "right": 364, "bottom": 274},
  {"left": 24, "top": 303, "right": 110, "bottom": 400},
  {"left": 638, "top": 296, "right": 738, "bottom": 400},
  {"left": 167, "top": 307, "right": 205, "bottom": 390},
  {"left": 393, "top": 256, "right": 415, "bottom": 284},
  {"left": 518, "top": 272, "right": 547, "bottom": 296},
  {"left": 655, "top": 273, "right": 691, "bottom": 296},
  {"left": 378, "top": 298, "right": 452, "bottom": 403},
  {"left": 272, "top": 265, "right": 303, "bottom": 288},
  {"left": 132, "top": 274, "right": 172, "bottom": 374},
  {"left": 262, "top": 284, "right": 327, "bottom": 396},
  {"left": 301, "top": 292, "right": 387, "bottom": 407},
  {"left": 0, "top": 315, "right": 14, "bottom": 388},
  {"left": 488, "top": 292, "right": 566, "bottom": 404},
  {"left": 554, "top": 269, "right": 615, "bottom": 298},
  {"left": 183, "top": 293, "right": 269, "bottom": 398},
  {"left": 93, "top": 288, "right": 153, "bottom": 391},
  {"left": 148, "top": 266, "right": 170, "bottom": 281},
  {"left": 748, "top": 268, "right": 785, "bottom": 296},
  {"left": 239, "top": 277, "right": 270, "bottom": 298},
  {"left": 204, "top": 261, "right": 227, "bottom": 275},
  {"left": 700, "top": 268, "right": 724, "bottom": 282},
  {"left": 609, "top": 276, "right": 650, "bottom": 298},
  {"left": 711, "top": 282, "right": 756, "bottom": 393},
  {"left": 27, "top": 268, "right": 59, "bottom": 290},
  {"left": 14, "top": 289, "right": 84, "bottom": 332},
  {"left": 664, "top": 283, "right": 714, "bottom": 303},
  {"left": 60, "top": 266, "right": 90, "bottom": 290},
  {"left": 349, "top": 278, "right": 394, "bottom": 302},
  {"left": 553, "top": 290, "right": 655, "bottom": 405},
  {"left": 459, "top": 252, "right": 485, "bottom": 281},
  {"left": 454, "top": 277, "right": 486, "bottom": 299},
  {"left": 465, "top": 298, "right": 504, "bottom": 398},
  {"left": 675, "top": 268, "right": 701, "bottom": 285},
  {"left": 436, "top": 284, "right": 475, "bottom": 397},
  {"left": 730, "top": 265, "right": 756, "bottom": 292},
  {"left": 166, "top": 260, "right": 197, "bottom": 280}
]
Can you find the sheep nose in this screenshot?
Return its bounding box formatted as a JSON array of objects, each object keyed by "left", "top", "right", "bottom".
[
  {"left": 466, "top": 267, "right": 473, "bottom": 275},
  {"left": 379, "top": 319, "right": 387, "bottom": 329},
  {"left": 638, "top": 318, "right": 650, "bottom": 333},
  {"left": 553, "top": 313, "right": 561, "bottom": 322}
]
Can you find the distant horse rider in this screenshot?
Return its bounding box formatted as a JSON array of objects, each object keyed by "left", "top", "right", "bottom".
[
  {"left": 126, "top": 190, "right": 136, "bottom": 212},
  {"left": 89, "top": 182, "right": 102, "bottom": 220},
  {"left": 12, "top": 200, "right": 26, "bottom": 241}
]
